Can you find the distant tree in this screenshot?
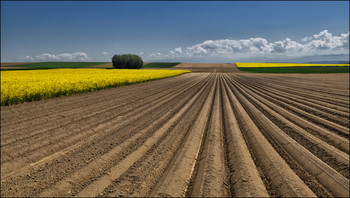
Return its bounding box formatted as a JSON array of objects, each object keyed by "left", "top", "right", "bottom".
[{"left": 112, "top": 54, "right": 143, "bottom": 69}]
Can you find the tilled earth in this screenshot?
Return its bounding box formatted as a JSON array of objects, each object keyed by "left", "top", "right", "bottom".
[{"left": 1, "top": 64, "right": 349, "bottom": 197}]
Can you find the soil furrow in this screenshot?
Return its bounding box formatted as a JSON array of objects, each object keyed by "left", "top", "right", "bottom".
[
  {"left": 1, "top": 74, "right": 202, "bottom": 142},
  {"left": 239, "top": 78, "right": 350, "bottom": 136},
  {"left": 247, "top": 75, "right": 350, "bottom": 109},
  {"left": 75, "top": 75, "right": 217, "bottom": 197},
  {"left": 256, "top": 83, "right": 349, "bottom": 118},
  {"left": 240, "top": 74, "right": 349, "bottom": 105},
  {"left": 231, "top": 76, "right": 349, "bottom": 153},
  {"left": 189, "top": 76, "right": 229, "bottom": 197},
  {"left": 1, "top": 65, "right": 349, "bottom": 198},
  {"left": 1, "top": 74, "right": 206, "bottom": 162},
  {"left": 101, "top": 77, "right": 215, "bottom": 197},
  {"left": 222, "top": 74, "right": 316, "bottom": 197},
  {"left": 236, "top": 76, "right": 349, "bottom": 127},
  {"left": 1, "top": 74, "right": 208, "bottom": 177},
  {"left": 38, "top": 78, "right": 210, "bottom": 197},
  {"left": 0, "top": 74, "right": 198, "bottom": 133},
  {"left": 1, "top": 74, "right": 211, "bottom": 197},
  {"left": 149, "top": 75, "right": 217, "bottom": 197},
  {"left": 243, "top": 79, "right": 349, "bottom": 134},
  {"left": 229, "top": 76, "right": 349, "bottom": 178},
  {"left": 248, "top": 74, "right": 349, "bottom": 100},
  {"left": 228, "top": 76, "right": 349, "bottom": 197},
  {"left": 249, "top": 78, "right": 349, "bottom": 118},
  {"left": 221, "top": 76, "right": 269, "bottom": 197}
]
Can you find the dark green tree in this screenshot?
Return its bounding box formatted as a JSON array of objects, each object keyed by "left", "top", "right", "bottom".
[{"left": 112, "top": 54, "right": 143, "bottom": 69}]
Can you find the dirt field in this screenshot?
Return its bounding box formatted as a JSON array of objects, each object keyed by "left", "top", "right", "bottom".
[
  {"left": 1, "top": 62, "right": 38, "bottom": 70},
  {"left": 89, "top": 62, "right": 149, "bottom": 68},
  {"left": 0, "top": 67, "right": 28, "bottom": 70},
  {"left": 174, "top": 63, "right": 240, "bottom": 73},
  {"left": 0, "top": 62, "right": 38, "bottom": 67},
  {"left": 1, "top": 63, "right": 349, "bottom": 197}
]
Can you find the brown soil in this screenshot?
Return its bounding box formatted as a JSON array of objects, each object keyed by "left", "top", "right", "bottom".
[
  {"left": 0, "top": 67, "right": 28, "bottom": 70},
  {"left": 174, "top": 63, "right": 241, "bottom": 73},
  {"left": 1, "top": 63, "right": 349, "bottom": 197},
  {"left": 87, "top": 62, "right": 114, "bottom": 68},
  {"left": 89, "top": 62, "right": 149, "bottom": 68},
  {"left": 0, "top": 62, "right": 38, "bottom": 67}
]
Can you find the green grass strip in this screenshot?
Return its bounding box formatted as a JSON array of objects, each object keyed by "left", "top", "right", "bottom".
[{"left": 142, "top": 62, "right": 181, "bottom": 68}]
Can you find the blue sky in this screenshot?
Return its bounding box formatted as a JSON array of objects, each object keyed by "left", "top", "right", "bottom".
[{"left": 1, "top": 1, "right": 349, "bottom": 63}]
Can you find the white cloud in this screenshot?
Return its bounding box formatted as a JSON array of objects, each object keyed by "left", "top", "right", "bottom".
[
  {"left": 158, "top": 30, "right": 349, "bottom": 61},
  {"left": 35, "top": 53, "right": 60, "bottom": 61},
  {"left": 23, "top": 52, "right": 91, "bottom": 62},
  {"left": 304, "top": 30, "right": 349, "bottom": 50},
  {"left": 23, "top": 56, "right": 34, "bottom": 61},
  {"left": 149, "top": 52, "right": 162, "bottom": 57},
  {"left": 102, "top": 51, "right": 108, "bottom": 55},
  {"left": 271, "top": 38, "right": 305, "bottom": 53},
  {"left": 140, "top": 52, "right": 144, "bottom": 55},
  {"left": 170, "top": 47, "right": 182, "bottom": 55},
  {"left": 144, "top": 52, "right": 167, "bottom": 61}
]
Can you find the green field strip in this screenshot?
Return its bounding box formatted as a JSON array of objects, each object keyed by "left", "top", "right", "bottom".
[{"left": 142, "top": 62, "right": 181, "bottom": 68}]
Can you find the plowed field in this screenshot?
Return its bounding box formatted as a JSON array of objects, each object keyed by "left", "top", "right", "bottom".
[{"left": 1, "top": 64, "right": 349, "bottom": 197}]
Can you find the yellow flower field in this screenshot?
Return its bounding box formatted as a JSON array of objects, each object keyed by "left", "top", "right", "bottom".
[
  {"left": 235, "top": 63, "right": 350, "bottom": 67},
  {"left": 1, "top": 68, "right": 191, "bottom": 105}
]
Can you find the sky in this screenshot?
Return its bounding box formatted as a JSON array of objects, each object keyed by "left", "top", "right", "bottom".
[{"left": 1, "top": 1, "right": 349, "bottom": 63}]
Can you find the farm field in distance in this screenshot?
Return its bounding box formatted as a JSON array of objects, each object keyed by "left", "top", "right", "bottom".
[
  {"left": 0, "top": 62, "right": 179, "bottom": 70},
  {"left": 0, "top": 62, "right": 109, "bottom": 70},
  {"left": 1, "top": 63, "right": 349, "bottom": 197},
  {"left": 236, "top": 62, "right": 350, "bottom": 73},
  {"left": 142, "top": 62, "right": 181, "bottom": 68}
]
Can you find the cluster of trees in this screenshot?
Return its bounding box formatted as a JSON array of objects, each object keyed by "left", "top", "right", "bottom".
[{"left": 112, "top": 54, "right": 143, "bottom": 69}]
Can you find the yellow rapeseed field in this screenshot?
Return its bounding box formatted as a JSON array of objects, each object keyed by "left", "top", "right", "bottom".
[
  {"left": 1, "top": 68, "right": 191, "bottom": 105},
  {"left": 235, "top": 63, "right": 350, "bottom": 67}
]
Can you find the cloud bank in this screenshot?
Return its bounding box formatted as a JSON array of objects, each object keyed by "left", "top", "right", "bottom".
[
  {"left": 18, "top": 30, "right": 348, "bottom": 63},
  {"left": 23, "top": 52, "right": 91, "bottom": 62},
  {"left": 143, "top": 30, "right": 349, "bottom": 62}
]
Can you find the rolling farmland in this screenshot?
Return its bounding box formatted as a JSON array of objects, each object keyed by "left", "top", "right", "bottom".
[
  {"left": 1, "top": 63, "right": 349, "bottom": 197},
  {"left": 0, "top": 62, "right": 109, "bottom": 70},
  {"left": 235, "top": 63, "right": 350, "bottom": 73}
]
